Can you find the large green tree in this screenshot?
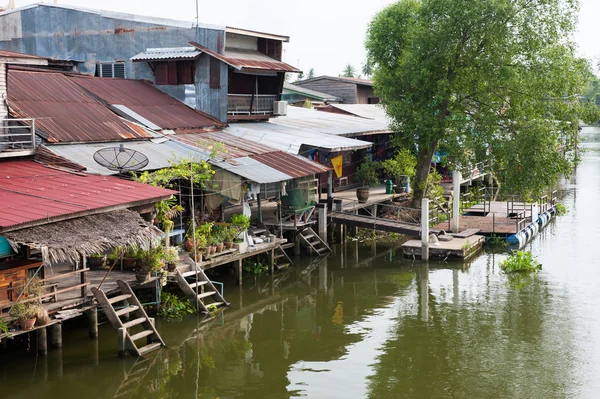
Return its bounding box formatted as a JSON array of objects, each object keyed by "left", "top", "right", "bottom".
[{"left": 366, "top": 0, "right": 599, "bottom": 206}]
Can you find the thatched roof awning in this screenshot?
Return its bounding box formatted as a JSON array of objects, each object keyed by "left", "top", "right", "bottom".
[{"left": 3, "top": 209, "right": 161, "bottom": 265}]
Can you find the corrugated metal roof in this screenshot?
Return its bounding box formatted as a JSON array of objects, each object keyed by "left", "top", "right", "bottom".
[
  {"left": 250, "top": 152, "right": 329, "bottom": 178},
  {"left": 0, "top": 160, "right": 175, "bottom": 232},
  {"left": 41, "top": 140, "right": 210, "bottom": 175},
  {"left": 173, "top": 132, "right": 275, "bottom": 159},
  {"left": 131, "top": 47, "right": 202, "bottom": 61},
  {"left": 0, "top": 49, "right": 45, "bottom": 60},
  {"left": 70, "top": 75, "right": 225, "bottom": 131},
  {"left": 283, "top": 83, "right": 342, "bottom": 102},
  {"left": 272, "top": 106, "right": 391, "bottom": 137},
  {"left": 7, "top": 68, "right": 150, "bottom": 143},
  {"left": 296, "top": 76, "right": 373, "bottom": 87},
  {"left": 225, "top": 27, "right": 290, "bottom": 42},
  {"left": 213, "top": 157, "right": 291, "bottom": 184},
  {"left": 224, "top": 114, "right": 374, "bottom": 154},
  {"left": 189, "top": 42, "right": 300, "bottom": 73},
  {"left": 324, "top": 104, "right": 391, "bottom": 122}
]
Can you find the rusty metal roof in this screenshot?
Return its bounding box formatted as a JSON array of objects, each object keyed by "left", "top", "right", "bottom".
[
  {"left": 7, "top": 68, "right": 151, "bottom": 143},
  {"left": 189, "top": 41, "right": 300, "bottom": 73},
  {"left": 70, "top": 75, "right": 225, "bottom": 131},
  {"left": 0, "top": 160, "right": 175, "bottom": 232},
  {"left": 0, "top": 49, "right": 46, "bottom": 59},
  {"left": 250, "top": 152, "right": 329, "bottom": 178},
  {"left": 173, "top": 131, "right": 275, "bottom": 160},
  {"left": 131, "top": 47, "right": 202, "bottom": 62}
]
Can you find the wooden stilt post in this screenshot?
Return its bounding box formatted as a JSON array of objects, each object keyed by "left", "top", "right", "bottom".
[
  {"left": 452, "top": 170, "right": 462, "bottom": 233},
  {"left": 37, "top": 327, "right": 48, "bottom": 356},
  {"left": 421, "top": 198, "right": 430, "bottom": 261},
  {"left": 257, "top": 193, "right": 263, "bottom": 223},
  {"left": 294, "top": 233, "right": 301, "bottom": 255},
  {"left": 49, "top": 323, "right": 62, "bottom": 349},
  {"left": 237, "top": 259, "right": 243, "bottom": 286},
  {"left": 87, "top": 307, "right": 98, "bottom": 339},
  {"left": 80, "top": 265, "right": 88, "bottom": 298},
  {"left": 117, "top": 327, "right": 126, "bottom": 357},
  {"left": 270, "top": 248, "right": 275, "bottom": 275}
]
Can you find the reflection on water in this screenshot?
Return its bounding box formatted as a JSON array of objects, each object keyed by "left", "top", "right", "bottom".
[{"left": 3, "top": 127, "right": 600, "bottom": 399}]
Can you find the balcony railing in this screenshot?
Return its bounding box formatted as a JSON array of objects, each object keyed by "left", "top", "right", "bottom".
[
  {"left": 0, "top": 118, "right": 37, "bottom": 158},
  {"left": 227, "top": 94, "right": 278, "bottom": 116}
]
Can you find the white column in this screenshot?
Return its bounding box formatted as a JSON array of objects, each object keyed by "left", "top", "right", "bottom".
[
  {"left": 452, "top": 170, "right": 462, "bottom": 233},
  {"left": 421, "top": 198, "right": 429, "bottom": 260}
]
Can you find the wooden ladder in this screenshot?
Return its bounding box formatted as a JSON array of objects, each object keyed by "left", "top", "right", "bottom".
[
  {"left": 175, "top": 266, "right": 229, "bottom": 314},
  {"left": 92, "top": 280, "right": 165, "bottom": 357},
  {"left": 272, "top": 245, "right": 294, "bottom": 270},
  {"left": 298, "top": 227, "right": 332, "bottom": 255}
]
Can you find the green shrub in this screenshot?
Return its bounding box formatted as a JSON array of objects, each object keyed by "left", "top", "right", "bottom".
[
  {"left": 158, "top": 292, "right": 195, "bottom": 320},
  {"left": 243, "top": 259, "right": 269, "bottom": 275},
  {"left": 500, "top": 251, "right": 541, "bottom": 274},
  {"left": 9, "top": 301, "right": 42, "bottom": 320},
  {"left": 555, "top": 203, "right": 567, "bottom": 216},
  {"left": 0, "top": 318, "right": 8, "bottom": 334}
]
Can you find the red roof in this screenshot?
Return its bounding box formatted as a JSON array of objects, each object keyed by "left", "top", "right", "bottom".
[
  {"left": 189, "top": 41, "right": 301, "bottom": 73},
  {"left": 0, "top": 49, "right": 46, "bottom": 60},
  {"left": 0, "top": 160, "right": 175, "bottom": 232},
  {"left": 70, "top": 76, "right": 225, "bottom": 131},
  {"left": 250, "top": 152, "right": 329, "bottom": 177},
  {"left": 7, "top": 68, "right": 150, "bottom": 143}
]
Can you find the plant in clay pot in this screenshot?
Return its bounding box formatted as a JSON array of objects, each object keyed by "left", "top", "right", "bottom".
[
  {"left": 134, "top": 245, "right": 164, "bottom": 283},
  {"left": 223, "top": 227, "right": 238, "bottom": 249},
  {"left": 87, "top": 253, "right": 106, "bottom": 270},
  {"left": 355, "top": 157, "right": 381, "bottom": 203},
  {"left": 163, "top": 247, "right": 180, "bottom": 272},
  {"left": 9, "top": 301, "right": 42, "bottom": 331}
]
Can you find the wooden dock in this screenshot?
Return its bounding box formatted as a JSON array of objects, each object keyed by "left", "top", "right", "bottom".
[
  {"left": 403, "top": 234, "right": 485, "bottom": 260},
  {"left": 331, "top": 213, "right": 441, "bottom": 237}
]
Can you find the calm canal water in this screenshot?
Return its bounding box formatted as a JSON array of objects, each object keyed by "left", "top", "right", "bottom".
[{"left": 3, "top": 127, "right": 600, "bottom": 399}]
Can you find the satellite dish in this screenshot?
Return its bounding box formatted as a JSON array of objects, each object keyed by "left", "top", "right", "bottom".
[{"left": 93, "top": 144, "right": 149, "bottom": 175}]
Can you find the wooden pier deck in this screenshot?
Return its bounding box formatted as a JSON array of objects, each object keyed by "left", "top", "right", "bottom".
[
  {"left": 403, "top": 234, "right": 485, "bottom": 260},
  {"left": 331, "top": 213, "right": 441, "bottom": 237}
]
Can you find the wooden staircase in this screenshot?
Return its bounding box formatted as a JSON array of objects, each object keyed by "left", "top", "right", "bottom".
[
  {"left": 92, "top": 280, "right": 165, "bottom": 357},
  {"left": 175, "top": 266, "right": 229, "bottom": 314},
  {"left": 113, "top": 351, "right": 161, "bottom": 398},
  {"left": 298, "top": 227, "right": 332, "bottom": 255},
  {"left": 272, "top": 245, "right": 294, "bottom": 270}
]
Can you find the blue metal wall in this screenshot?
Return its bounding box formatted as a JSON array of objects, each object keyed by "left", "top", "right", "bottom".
[{"left": 0, "top": 5, "right": 228, "bottom": 122}]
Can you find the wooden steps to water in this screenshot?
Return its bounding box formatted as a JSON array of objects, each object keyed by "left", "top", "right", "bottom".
[
  {"left": 175, "top": 267, "right": 229, "bottom": 314},
  {"left": 298, "top": 227, "right": 332, "bottom": 255},
  {"left": 92, "top": 280, "right": 165, "bottom": 357},
  {"left": 272, "top": 245, "right": 294, "bottom": 270}
]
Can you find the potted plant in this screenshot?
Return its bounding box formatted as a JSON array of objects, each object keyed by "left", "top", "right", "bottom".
[
  {"left": 382, "top": 149, "right": 416, "bottom": 193},
  {"left": 223, "top": 227, "right": 237, "bottom": 249},
  {"left": 134, "top": 245, "right": 164, "bottom": 283},
  {"left": 87, "top": 253, "right": 106, "bottom": 270},
  {"left": 9, "top": 301, "right": 42, "bottom": 331},
  {"left": 231, "top": 214, "right": 251, "bottom": 234},
  {"left": 355, "top": 157, "right": 381, "bottom": 203},
  {"left": 163, "top": 247, "right": 180, "bottom": 272},
  {"left": 213, "top": 229, "right": 225, "bottom": 253}
]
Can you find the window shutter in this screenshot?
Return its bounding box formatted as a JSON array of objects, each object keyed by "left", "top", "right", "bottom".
[
  {"left": 177, "top": 61, "right": 194, "bottom": 85},
  {"left": 113, "top": 63, "right": 126, "bottom": 78},
  {"left": 167, "top": 61, "right": 178, "bottom": 85},
  {"left": 154, "top": 62, "right": 168, "bottom": 85},
  {"left": 210, "top": 58, "right": 221, "bottom": 89}
]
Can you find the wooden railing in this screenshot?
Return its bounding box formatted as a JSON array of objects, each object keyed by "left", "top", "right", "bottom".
[{"left": 227, "top": 94, "right": 277, "bottom": 115}]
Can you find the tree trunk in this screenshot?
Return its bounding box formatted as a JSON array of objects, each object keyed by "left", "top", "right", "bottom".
[{"left": 411, "top": 139, "right": 440, "bottom": 208}]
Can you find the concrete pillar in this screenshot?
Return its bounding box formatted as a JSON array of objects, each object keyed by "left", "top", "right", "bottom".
[
  {"left": 49, "top": 323, "right": 62, "bottom": 349},
  {"left": 117, "top": 328, "right": 126, "bottom": 357},
  {"left": 452, "top": 170, "right": 462, "bottom": 233},
  {"left": 453, "top": 269, "right": 459, "bottom": 309},
  {"left": 327, "top": 170, "right": 333, "bottom": 199},
  {"left": 87, "top": 307, "right": 98, "bottom": 339},
  {"left": 317, "top": 203, "right": 327, "bottom": 241},
  {"left": 333, "top": 199, "right": 342, "bottom": 212},
  {"left": 421, "top": 198, "right": 430, "bottom": 261},
  {"left": 37, "top": 327, "right": 48, "bottom": 356}
]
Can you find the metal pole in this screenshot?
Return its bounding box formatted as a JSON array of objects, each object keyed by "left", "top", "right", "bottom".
[{"left": 452, "top": 170, "right": 461, "bottom": 233}]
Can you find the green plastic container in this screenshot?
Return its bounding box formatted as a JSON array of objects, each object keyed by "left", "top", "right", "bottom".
[
  {"left": 0, "top": 236, "right": 12, "bottom": 257},
  {"left": 385, "top": 179, "right": 393, "bottom": 195}
]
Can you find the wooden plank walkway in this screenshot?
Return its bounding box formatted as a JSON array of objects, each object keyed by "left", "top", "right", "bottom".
[{"left": 331, "top": 213, "right": 441, "bottom": 237}]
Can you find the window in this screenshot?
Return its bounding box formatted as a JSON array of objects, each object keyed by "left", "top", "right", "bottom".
[
  {"left": 153, "top": 61, "right": 195, "bottom": 85},
  {"left": 96, "top": 62, "right": 126, "bottom": 78}
]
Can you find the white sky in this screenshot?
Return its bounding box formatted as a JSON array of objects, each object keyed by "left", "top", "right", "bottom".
[{"left": 6, "top": 0, "right": 600, "bottom": 76}]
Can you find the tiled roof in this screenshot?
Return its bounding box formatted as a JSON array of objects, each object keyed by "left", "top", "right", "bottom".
[{"left": 0, "top": 160, "right": 175, "bottom": 232}]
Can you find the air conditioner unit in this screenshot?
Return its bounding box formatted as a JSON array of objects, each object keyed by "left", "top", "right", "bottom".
[{"left": 273, "top": 101, "right": 287, "bottom": 116}]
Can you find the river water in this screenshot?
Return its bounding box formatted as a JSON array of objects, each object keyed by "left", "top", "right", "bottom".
[{"left": 3, "top": 128, "right": 600, "bottom": 399}]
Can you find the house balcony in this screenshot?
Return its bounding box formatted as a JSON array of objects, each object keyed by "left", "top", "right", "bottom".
[
  {"left": 0, "top": 118, "right": 37, "bottom": 158},
  {"left": 227, "top": 94, "right": 278, "bottom": 121}
]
